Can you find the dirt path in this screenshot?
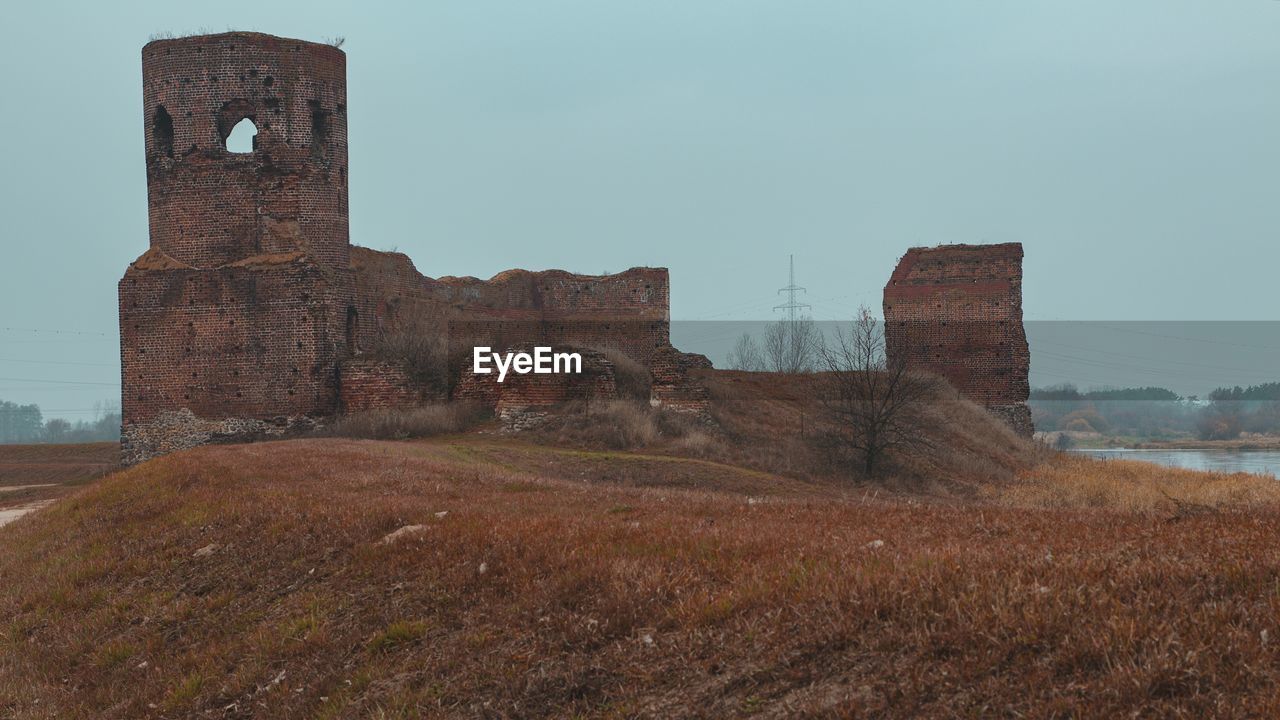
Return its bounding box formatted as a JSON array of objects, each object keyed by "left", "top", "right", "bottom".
[{"left": 0, "top": 501, "right": 54, "bottom": 528}]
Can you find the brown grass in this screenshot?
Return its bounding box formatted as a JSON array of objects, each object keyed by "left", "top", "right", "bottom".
[
  {"left": 323, "top": 403, "right": 490, "bottom": 440},
  {"left": 0, "top": 442, "right": 117, "bottom": 508},
  {"left": 531, "top": 399, "right": 707, "bottom": 451},
  {"left": 4, "top": 437, "right": 1280, "bottom": 717},
  {"left": 992, "top": 452, "right": 1280, "bottom": 514},
  {"left": 536, "top": 371, "right": 1045, "bottom": 496}
]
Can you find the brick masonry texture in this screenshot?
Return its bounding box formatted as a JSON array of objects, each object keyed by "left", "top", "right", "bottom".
[
  {"left": 119, "top": 32, "right": 690, "bottom": 463},
  {"left": 454, "top": 346, "right": 619, "bottom": 431},
  {"left": 142, "top": 33, "right": 349, "bottom": 271},
  {"left": 339, "top": 358, "right": 441, "bottom": 414},
  {"left": 882, "top": 243, "right": 1033, "bottom": 436},
  {"left": 350, "top": 247, "right": 671, "bottom": 366},
  {"left": 649, "top": 348, "right": 714, "bottom": 420}
]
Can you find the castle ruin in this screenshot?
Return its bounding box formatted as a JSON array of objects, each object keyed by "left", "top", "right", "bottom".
[
  {"left": 119, "top": 32, "right": 694, "bottom": 464},
  {"left": 882, "top": 243, "right": 1033, "bottom": 436},
  {"left": 119, "top": 32, "right": 1033, "bottom": 463}
]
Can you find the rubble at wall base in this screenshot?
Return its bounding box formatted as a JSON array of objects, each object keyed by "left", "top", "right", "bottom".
[{"left": 121, "top": 409, "right": 325, "bottom": 466}]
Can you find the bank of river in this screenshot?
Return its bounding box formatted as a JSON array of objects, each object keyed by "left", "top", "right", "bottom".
[{"left": 1074, "top": 448, "right": 1280, "bottom": 477}]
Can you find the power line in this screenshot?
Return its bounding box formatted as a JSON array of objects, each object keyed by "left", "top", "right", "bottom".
[
  {"left": 0, "top": 358, "right": 118, "bottom": 368},
  {"left": 1, "top": 327, "right": 111, "bottom": 337},
  {"left": 0, "top": 377, "right": 119, "bottom": 387}
]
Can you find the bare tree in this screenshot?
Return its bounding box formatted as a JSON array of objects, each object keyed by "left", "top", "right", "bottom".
[
  {"left": 763, "top": 316, "right": 820, "bottom": 374},
  {"left": 726, "top": 332, "right": 765, "bottom": 371},
  {"left": 815, "top": 306, "right": 939, "bottom": 476}
]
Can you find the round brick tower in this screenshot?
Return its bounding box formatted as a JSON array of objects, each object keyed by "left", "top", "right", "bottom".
[{"left": 142, "top": 32, "right": 348, "bottom": 270}]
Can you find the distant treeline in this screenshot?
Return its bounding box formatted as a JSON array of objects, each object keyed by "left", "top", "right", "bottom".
[
  {"left": 1031, "top": 382, "right": 1280, "bottom": 441},
  {"left": 1030, "top": 386, "right": 1181, "bottom": 402},
  {"left": 0, "top": 400, "right": 120, "bottom": 444},
  {"left": 1208, "top": 382, "right": 1280, "bottom": 402}
]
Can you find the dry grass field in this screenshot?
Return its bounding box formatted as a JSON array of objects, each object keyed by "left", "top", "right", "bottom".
[
  {"left": 0, "top": 443, "right": 117, "bottom": 526},
  {"left": 3, "top": 375, "right": 1280, "bottom": 717}
]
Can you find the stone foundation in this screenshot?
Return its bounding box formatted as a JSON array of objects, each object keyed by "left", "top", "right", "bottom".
[{"left": 121, "top": 409, "right": 323, "bottom": 466}]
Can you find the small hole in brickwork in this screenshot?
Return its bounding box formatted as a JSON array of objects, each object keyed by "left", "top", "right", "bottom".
[
  {"left": 288, "top": 389, "right": 295, "bottom": 396},
  {"left": 236, "top": 391, "right": 243, "bottom": 398},
  {"left": 225, "top": 118, "right": 258, "bottom": 153},
  {"left": 263, "top": 76, "right": 274, "bottom": 87}
]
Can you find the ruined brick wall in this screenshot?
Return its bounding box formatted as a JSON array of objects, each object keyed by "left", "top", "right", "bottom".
[
  {"left": 454, "top": 347, "right": 618, "bottom": 430},
  {"left": 339, "top": 358, "right": 441, "bottom": 413},
  {"left": 350, "top": 247, "right": 671, "bottom": 365},
  {"left": 882, "top": 243, "right": 1032, "bottom": 436},
  {"left": 650, "top": 348, "right": 714, "bottom": 420},
  {"left": 121, "top": 33, "right": 354, "bottom": 464}
]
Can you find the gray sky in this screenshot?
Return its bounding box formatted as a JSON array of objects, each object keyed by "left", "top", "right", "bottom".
[{"left": 2, "top": 0, "right": 1279, "bottom": 418}]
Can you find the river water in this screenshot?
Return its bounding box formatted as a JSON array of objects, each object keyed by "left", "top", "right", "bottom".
[{"left": 1074, "top": 449, "right": 1280, "bottom": 477}]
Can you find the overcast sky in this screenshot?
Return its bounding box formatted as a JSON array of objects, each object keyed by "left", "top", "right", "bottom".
[{"left": 2, "top": 0, "right": 1278, "bottom": 418}]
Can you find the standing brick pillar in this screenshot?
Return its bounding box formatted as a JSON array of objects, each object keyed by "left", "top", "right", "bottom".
[
  {"left": 119, "top": 33, "right": 355, "bottom": 464},
  {"left": 882, "top": 243, "right": 1033, "bottom": 436}
]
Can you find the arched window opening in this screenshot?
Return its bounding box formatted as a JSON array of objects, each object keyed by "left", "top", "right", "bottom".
[
  {"left": 225, "top": 117, "right": 258, "bottom": 153},
  {"left": 153, "top": 105, "right": 174, "bottom": 157}
]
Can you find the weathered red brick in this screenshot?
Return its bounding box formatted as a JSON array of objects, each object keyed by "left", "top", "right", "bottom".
[{"left": 882, "top": 243, "right": 1032, "bottom": 435}]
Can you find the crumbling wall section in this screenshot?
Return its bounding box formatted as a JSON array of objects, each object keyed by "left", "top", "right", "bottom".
[
  {"left": 454, "top": 346, "right": 618, "bottom": 430},
  {"left": 338, "top": 358, "right": 442, "bottom": 413},
  {"left": 882, "top": 243, "right": 1032, "bottom": 436},
  {"left": 351, "top": 247, "right": 671, "bottom": 366},
  {"left": 649, "top": 348, "right": 714, "bottom": 421}
]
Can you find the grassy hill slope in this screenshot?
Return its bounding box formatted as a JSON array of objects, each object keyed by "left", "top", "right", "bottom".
[{"left": 4, "top": 435, "right": 1280, "bottom": 718}]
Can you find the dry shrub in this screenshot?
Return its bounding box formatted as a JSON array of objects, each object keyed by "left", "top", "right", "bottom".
[
  {"left": 371, "top": 302, "right": 450, "bottom": 397},
  {"left": 325, "top": 403, "right": 490, "bottom": 440},
  {"left": 589, "top": 347, "right": 651, "bottom": 401},
  {"left": 695, "top": 369, "right": 1043, "bottom": 489},
  {"left": 1058, "top": 407, "right": 1108, "bottom": 433},
  {"left": 534, "top": 400, "right": 696, "bottom": 450},
  {"left": 992, "top": 452, "right": 1280, "bottom": 513}
]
